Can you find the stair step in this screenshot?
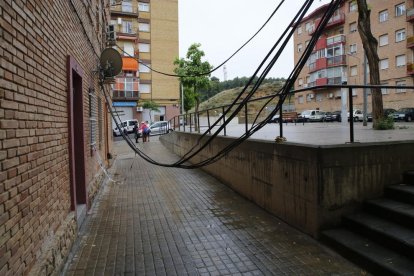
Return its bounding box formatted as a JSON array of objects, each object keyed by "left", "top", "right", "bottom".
[
  {"left": 322, "top": 229, "right": 414, "bottom": 275},
  {"left": 404, "top": 171, "right": 414, "bottom": 185},
  {"left": 386, "top": 184, "right": 414, "bottom": 204},
  {"left": 344, "top": 212, "right": 414, "bottom": 257},
  {"left": 365, "top": 198, "right": 414, "bottom": 229}
]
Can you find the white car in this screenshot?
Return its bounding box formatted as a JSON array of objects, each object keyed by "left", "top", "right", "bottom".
[
  {"left": 149, "top": 121, "right": 172, "bottom": 135},
  {"left": 113, "top": 119, "right": 138, "bottom": 136}
]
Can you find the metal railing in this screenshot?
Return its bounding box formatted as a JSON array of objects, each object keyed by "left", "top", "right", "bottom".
[{"left": 168, "top": 84, "right": 414, "bottom": 143}]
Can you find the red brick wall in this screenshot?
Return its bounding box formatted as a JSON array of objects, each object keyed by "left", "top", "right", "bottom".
[{"left": 0, "top": 0, "right": 112, "bottom": 274}]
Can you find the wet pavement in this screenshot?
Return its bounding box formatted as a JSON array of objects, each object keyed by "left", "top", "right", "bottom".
[{"left": 63, "top": 138, "right": 366, "bottom": 275}]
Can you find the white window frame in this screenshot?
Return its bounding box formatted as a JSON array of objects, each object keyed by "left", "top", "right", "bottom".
[
  {"left": 380, "top": 58, "right": 389, "bottom": 70},
  {"left": 297, "top": 43, "right": 303, "bottom": 52},
  {"left": 395, "top": 3, "right": 405, "bottom": 17},
  {"left": 138, "top": 43, "right": 150, "bottom": 53},
  {"left": 122, "top": 0, "right": 133, "bottom": 13},
  {"left": 349, "top": 22, "right": 357, "bottom": 33},
  {"left": 350, "top": 65, "right": 357, "bottom": 76},
  {"left": 379, "top": 10, "right": 388, "bottom": 22},
  {"left": 139, "top": 22, "right": 150, "bottom": 32},
  {"left": 139, "top": 63, "right": 151, "bottom": 73},
  {"left": 379, "top": 34, "right": 389, "bottom": 46},
  {"left": 138, "top": 2, "right": 150, "bottom": 12},
  {"left": 140, "top": 83, "right": 151, "bottom": 93},
  {"left": 349, "top": 43, "right": 357, "bottom": 54},
  {"left": 396, "top": 80, "right": 406, "bottom": 93},
  {"left": 381, "top": 83, "right": 388, "bottom": 95},
  {"left": 396, "top": 29, "right": 406, "bottom": 42},
  {"left": 122, "top": 20, "right": 133, "bottom": 33},
  {"left": 396, "top": 54, "right": 406, "bottom": 67},
  {"left": 123, "top": 42, "right": 134, "bottom": 56},
  {"left": 349, "top": 1, "right": 357, "bottom": 12},
  {"left": 298, "top": 95, "right": 304, "bottom": 104},
  {"left": 298, "top": 78, "right": 303, "bottom": 86}
]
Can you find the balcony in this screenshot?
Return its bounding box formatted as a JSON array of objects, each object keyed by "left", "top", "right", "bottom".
[
  {"left": 327, "top": 55, "right": 346, "bottom": 67},
  {"left": 407, "top": 63, "right": 414, "bottom": 75},
  {"left": 112, "top": 77, "right": 140, "bottom": 100},
  {"left": 407, "top": 8, "right": 414, "bottom": 22},
  {"left": 110, "top": 2, "right": 139, "bottom": 18},
  {"left": 407, "top": 36, "right": 414, "bottom": 48},
  {"left": 326, "top": 34, "right": 346, "bottom": 46},
  {"left": 327, "top": 77, "right": 342, "bottom": 85},
  {"left": 309, "top": 58, "right": 327, "bottom": 72},
  {"left": 309, "top": 13, "right": 345, "bottom": 34}
]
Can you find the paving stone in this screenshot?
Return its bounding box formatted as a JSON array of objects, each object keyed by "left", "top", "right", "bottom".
[{"left": 63, "top": 139, "right": 365, "bottom": 275}]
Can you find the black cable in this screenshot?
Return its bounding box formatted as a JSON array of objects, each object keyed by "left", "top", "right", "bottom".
[
  {"left": 102, "top": 0, "right": 342, "bottom": 169},
  {"left": 114, "top": 0, "right": 286, "bottom": 78}
]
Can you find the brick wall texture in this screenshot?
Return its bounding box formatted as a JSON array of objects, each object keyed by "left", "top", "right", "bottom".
[{"left": 0, "top": 0, "right": 112, "bottom": 275}]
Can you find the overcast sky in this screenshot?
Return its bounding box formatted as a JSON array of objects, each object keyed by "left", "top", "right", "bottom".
[{"left": 178, "top": 0, "right": 331, "bottom": 81}]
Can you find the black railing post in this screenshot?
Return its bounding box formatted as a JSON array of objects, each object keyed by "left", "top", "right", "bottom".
[
  {"left": 222, "top": 107, "right": 226, "bottom": 136},
  {"left": 207, "top": 110, "right": 211, "bottom": 134},
  {"left": 197, "top": 112, "right": 200, "bottom": 134},
  {"left": 184, "top": 114, "right": 187, "bottom": 132},
  {"left": 189, "top": 113, "right": 192, "bottom": 133},
  {"left": 349, "top": 87, "right": 354, "bottom": 143},
  {"left": 245, "top": 103, "right": 248, "bottom": 135},
  {"left": 279, "top": 106, "right": 283, "bottom": 138}
]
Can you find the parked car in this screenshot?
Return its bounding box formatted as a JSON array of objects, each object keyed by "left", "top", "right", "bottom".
[
  {"left": 297, "top": 110, "right": 324, "bottom": 122},
  {"left": 392, "top": 107, "right": 414, "bottom": 122},
  {"left": 324, "top": 111, "right": 341, "bottom": 122},
  {"left": 367, "top": 108, "right": 396, "bottom": 122},
  {"left": 149, "top": 121, "right": 172, "bottom": 135},
  {"left": 347, "top": 109, "right": 364, "bottom": 122},
  {"left": 113, "top": 119, "right": 138, "bottom": 136}
]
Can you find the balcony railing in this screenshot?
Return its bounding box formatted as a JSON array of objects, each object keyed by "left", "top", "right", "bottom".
[
  {"left": 327, "top": 55, "right": 346, "bottom": 67},
  {"left": 112, "top": 77, "right": 139, "bottom": 99},
  {"left": 407, "top": 36, "right": 414, "bottom": 48},
  {"left": 407, "top": 63, "right": 414, "bottom": 75},
  {"left": 327, "top": 77, "right": 342, "bottom": 85},
  {"left": 112, "top": 90, "right": 139, "bottom": 99},
  {"left": 326, "top": 34, "right": 346, "bottom": 46},
  {"left": 309, "top": 13, "right": 345, "bottom": 34},
  {"left": 407, "top": 8, "right": 414, "bottom": 22},
  {"left": 110, "top": 2, "right": 139, "bottom": 17}
]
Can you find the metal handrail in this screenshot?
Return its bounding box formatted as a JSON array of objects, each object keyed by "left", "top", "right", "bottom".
[{"left": 168, "top": 84, "right": 414, "bottom": 143}]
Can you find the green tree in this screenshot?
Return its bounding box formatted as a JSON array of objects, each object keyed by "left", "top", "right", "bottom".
[
  {"left": 174, "top": 43, "right": 212, "bottom": 130},
  {"left": 356, "top": 0, "right": 384, "bottom": 129},
  {"left": 141, "top": 100, "right": 160, "bottom": 123}
]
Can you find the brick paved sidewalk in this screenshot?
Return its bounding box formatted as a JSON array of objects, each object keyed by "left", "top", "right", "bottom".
[{"left": 63, "top": 139, "right": 365, "bottom": 275}]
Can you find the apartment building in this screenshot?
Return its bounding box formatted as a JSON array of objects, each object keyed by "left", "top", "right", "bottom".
[
  {"left": 293, "top": 0, "right": 414, "bottom": 113},
  {"left": 109, "top": 0, "right": 180, "bottom": 124},
  {"left": 1, "top": 1, "right": 113, "bottom": 274}
]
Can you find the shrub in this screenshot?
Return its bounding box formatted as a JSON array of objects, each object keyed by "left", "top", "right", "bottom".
[{"left": 374, "top": 116, "right": 394, "bottom": 130}]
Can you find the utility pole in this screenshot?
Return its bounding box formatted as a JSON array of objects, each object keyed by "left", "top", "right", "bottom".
[{"left": 362, "top": 54, "right": 368, "bottom": 126}]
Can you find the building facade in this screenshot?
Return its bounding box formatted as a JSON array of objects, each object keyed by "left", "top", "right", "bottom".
[
  {"left": 109, "top": 0, "right": 180, "bottom": 125},
  {"left": 293, "top": 0, "right": 414, "bottom": 113},
  {"left": 1, "top": 1, "right": 113, "bottom": 274}
]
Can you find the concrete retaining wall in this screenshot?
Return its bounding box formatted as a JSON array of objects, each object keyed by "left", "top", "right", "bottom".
[{"left": 161, "top": 132, "right": 414, "bottom": 237}]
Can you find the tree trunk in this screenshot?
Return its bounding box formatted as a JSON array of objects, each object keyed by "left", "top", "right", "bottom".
[{"left": 356, "top": 0, "right": 384, "bottom": 128}]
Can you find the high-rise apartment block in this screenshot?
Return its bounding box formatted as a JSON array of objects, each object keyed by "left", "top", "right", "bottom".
[
  {"left": 109, "top": 0, "right": 179, "bottom": 123},
  {"left": 293, "top": 0, "right": 414, "bottom": 112}
]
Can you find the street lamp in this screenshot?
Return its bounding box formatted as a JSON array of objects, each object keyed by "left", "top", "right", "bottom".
[{"left": 347, "top": 52, "right": 368, "bottom": 126}]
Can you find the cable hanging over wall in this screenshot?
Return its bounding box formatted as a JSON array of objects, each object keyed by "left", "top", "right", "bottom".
[{"left": 103, "top": 0, "right": 343, "bottom": 169}]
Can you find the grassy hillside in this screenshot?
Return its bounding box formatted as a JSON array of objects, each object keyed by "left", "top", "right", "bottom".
[{"left": 198, "top": 81, "right": 285, "bottom": 112}]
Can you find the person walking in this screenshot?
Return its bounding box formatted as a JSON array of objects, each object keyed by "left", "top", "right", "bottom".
[{"left": 133, "top": 123, "right": 139, "bottom": 143}]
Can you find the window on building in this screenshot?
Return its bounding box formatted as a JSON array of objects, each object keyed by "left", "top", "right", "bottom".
[
  {"left": 110, "top": 0, "right": 116, "bottom": 5},
  {"left": 305, "top": 40, "right": 310, "bottom": 47},
  {"left": 122, "top": 20, "right": 133, "bottom": 33},
  {"left": 350, "top": 65, "right": 357, "bottom": 76},
  {"left": 138, "top": 2, "right": 150, "bottom": 12},
  {"left": 89, "top": 89, "right": 97, "bottom": 147},
  {"left": 139, "top": 23, "right": 150, "bottom": 32},
  {"left": 298, "top": 95, "right": 304, "bottom": 104},
  {"left": 379, "top": 34, "right": 389, "bottom": 46},
  {"left": 297, "top": 43, "right": 303, "bottom": 52},
  {"left": 349, "top": 1, "right": 357, "bottom": 12},
  {"left": 381, "top": 83, "right": 388, "bottom": 94},
  {"left": 396, "top": 54, "right": 406, "bottom": 67},
  {"left": 316, "top": 93, "right": 323, "bottom": 102},
  {"left": 396, "top": 29, "right": 406, "bottom": 42},
  {"left": 297, "top": 25, "right": 302, "bottom": 34},
  {"left": 123, "top": 42, "right": 134, "bottom": 56},
  {"left": 122, "top": 0, "right": 133, "bottom": 13},
  {"left": 379, "top": 10, "right": 388, "bottom": 22},
  {"left": 140, "top": 83, "right": 151, "bottom": 93},
  {"left": 305, "top": 22, "right": 313, "bottom": 33},
  {"left": 298, "top": 78, "right": 303, "bottom": 87},
  {"left": 349, "top": 44, "right": 357, "bottom": 54},
  {"left": 349, "top": 22, "right": 357, "bottom": 33},
  {"left": 396, "top": 80, "right": 406, "bottom": 93},
  {"left": 138, "top": 43, "right": 150, "bottom": 53},
  {"left": 139, "top": 62, "right": 151, "bottom": 73},
  {"left": 380, "top": 58, "right": 389, "bottom": 70},
  {"left": 395, "top": 3, "right": 405, "bottom": 17}
]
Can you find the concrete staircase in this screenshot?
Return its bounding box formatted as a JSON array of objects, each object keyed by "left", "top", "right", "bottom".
[{"left": 322, "top": 171, "right": 414, "bottom": 275}]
